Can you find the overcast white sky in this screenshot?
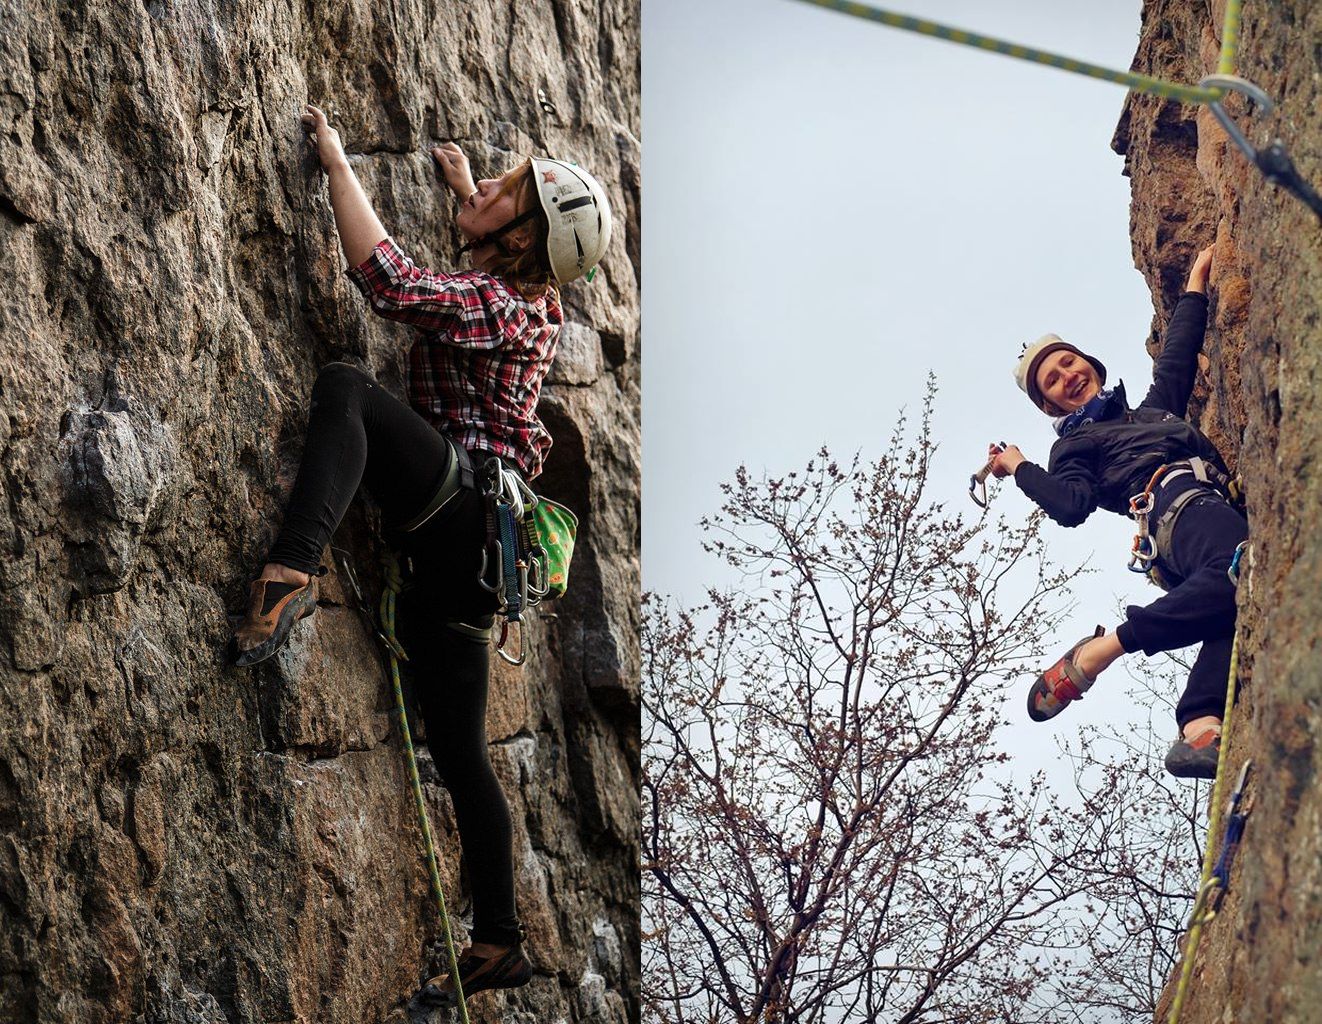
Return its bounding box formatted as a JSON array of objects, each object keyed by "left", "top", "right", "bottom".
[{"left": 641, "top": 0, "right": 1195, "bottom": 747}]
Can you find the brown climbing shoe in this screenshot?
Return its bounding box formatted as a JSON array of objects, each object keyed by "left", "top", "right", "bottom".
[
  {"left": 232, "top": 568, "right": 325, "bottom": 667},
  {"left": 413, "top": 945, "right": 533, "bottom": 1008}
]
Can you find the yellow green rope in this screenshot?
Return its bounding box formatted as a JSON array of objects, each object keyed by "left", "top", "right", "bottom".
[
  {"left": 1218, "top": 0, "right": 1242, "bottom": 77},
  {"left": 381, "top": 555, "right": 470, "bottom": 1023},
  {"left": 1166, "top": 633, "right": 1241, "bottom": 1024},
  {"left": 788, "top": 0, "right": 1242, "bottom": 105}
]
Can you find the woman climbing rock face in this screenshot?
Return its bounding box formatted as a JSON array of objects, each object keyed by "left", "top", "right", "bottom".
[
  {"left": 231, "top": 102, "right": 611, "bottom": 1005},
  {"left": 989, "top": 244, "right": 1247, "bottom": 779}
]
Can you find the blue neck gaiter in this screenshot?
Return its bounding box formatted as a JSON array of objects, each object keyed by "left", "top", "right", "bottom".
[{"left": 1054, "top": 384, "right": 1126, "bottom": 438}]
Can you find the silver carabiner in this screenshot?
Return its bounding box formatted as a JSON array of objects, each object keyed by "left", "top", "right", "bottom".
[
  {"left": 1198, "top": 75, "right": 1274, "bottom": 163},
  {"left": 526, "top": 551, "right": 551, "bottom": 601},
  {"left": 496, "top": 619, "right": 527, "bottom": 666}
]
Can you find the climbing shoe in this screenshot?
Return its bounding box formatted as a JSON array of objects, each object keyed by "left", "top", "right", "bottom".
[
  {"left": 1027, "top": 625, "right": 1105, "bottom": 722},
  {"left": 232, "top": 567, "right": 326, "bottom": 667},
  {"left": 1165, "top": 727, "right": 1221, "bottom": 779},
  {"left": 412, "top": 944, "right": 533, "bottom": 1008}
]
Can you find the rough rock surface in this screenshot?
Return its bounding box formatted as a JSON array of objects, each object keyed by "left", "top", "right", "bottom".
[
  {"left": 1113, "top": 1, "right": 1321, "bottom": 1020},
  {"left": 0, "top": 2, "right": 640, "bottom": 1022}
]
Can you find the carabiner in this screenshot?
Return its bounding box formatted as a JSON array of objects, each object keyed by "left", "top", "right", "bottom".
[
  {"left": 1128, "top": 534, "right": 1158, "bottom": 571},
  {"left": 1199, "top": 75, "right": 1322, "bottom": 221},
  {"left": 526, "top": 550, "right": 551, "bottom": 600},
  {"left": 968, "top": 443, "right": 1005, "bottom": 509},
  {"left": 496, "top": 619, "right": 527, "bottom": 666},
  {"left": 1228, "top": 540, "right": 1249, "bottom": 587},
  {"left": 478, "top": 539, "right": 504, "bottom": 595}
]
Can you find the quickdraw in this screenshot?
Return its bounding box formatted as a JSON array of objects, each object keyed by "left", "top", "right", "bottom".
[
  {"left": 478, "top": 457, "right": 552, "bottom": 665},
  {"left": 1199, "top": 75, "right": 1322, "bottom": 223},
  {"left": 968, "top": 442, "right": 1005, "bottom": 509}
]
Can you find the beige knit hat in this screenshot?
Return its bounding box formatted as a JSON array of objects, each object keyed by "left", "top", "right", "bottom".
[{"left": 1014, "top": 334, "right": 1107, "bottom": 414}]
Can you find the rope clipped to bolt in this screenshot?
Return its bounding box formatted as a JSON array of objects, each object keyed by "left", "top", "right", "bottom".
[{"left": 788, "top": 0, "right": 1322, "bottom": 220}]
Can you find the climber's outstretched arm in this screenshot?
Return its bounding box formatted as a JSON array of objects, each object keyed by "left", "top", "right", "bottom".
[
  {"left": 301, "top": 104, "right": 388, "bottom": 268},
  {"left": 1140, "top": 245, "right": 1214, "bottom": 417}
]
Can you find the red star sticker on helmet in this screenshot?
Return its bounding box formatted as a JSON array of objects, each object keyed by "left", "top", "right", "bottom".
[{"left": 542, "top": 169, "right": 558, "bottom": 184}]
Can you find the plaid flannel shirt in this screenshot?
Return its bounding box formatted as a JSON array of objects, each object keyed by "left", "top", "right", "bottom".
[{"left": 346, "top": 237, "right": 562, "bottom": 478}]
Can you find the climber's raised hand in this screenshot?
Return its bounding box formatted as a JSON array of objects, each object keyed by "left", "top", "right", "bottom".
[
  {"left": 1186, "top": 245, "right": 1215, "bottom": 294},
  {"left": 301, "top": 104, "right": 348, "bottom": 173},
  {"left": 431, "top": 142, "right": 478, "bottom": 202}
]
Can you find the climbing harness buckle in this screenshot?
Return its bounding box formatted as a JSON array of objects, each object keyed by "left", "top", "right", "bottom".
[
  {"left": 1199, "top": 75, "right": 1322, "bottom": 222},
  {"left": 968, "top": 442, "right": 1005, "bottom": 509}
]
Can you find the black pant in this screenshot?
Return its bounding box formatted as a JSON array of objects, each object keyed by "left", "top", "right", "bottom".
[
  {"left": 1116, "top": 487, "right": 1248, "bottom": 728},
  {"left": 267, "top": 363, "right": 518, "bottom": 946}
]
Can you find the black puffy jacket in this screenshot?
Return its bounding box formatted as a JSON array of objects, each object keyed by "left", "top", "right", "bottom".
[{"left": 1014, "top": 292, "right": 1227, "bottom": 526}]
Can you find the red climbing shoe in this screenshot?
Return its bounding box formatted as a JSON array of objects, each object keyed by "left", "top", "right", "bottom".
[
  {"left": 1164, "top": 727, "right": 1221, "bottom": 779},
  {"left": 412, "top": 944, "right": 533, "bottom": 1008},
  {"left": 232, "top": 568, "right": 325, "bottom": 667},
  {"left": 1027, "top": 626, "right": 1105, "bottom": 722}
]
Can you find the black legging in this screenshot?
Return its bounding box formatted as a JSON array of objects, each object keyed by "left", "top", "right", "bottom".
[
  {"left": 268, "top": 362, "right": 520, "bottom": 947},
  {"left": 1116, "top": 488, "right": 1248, "bottom": 728}
]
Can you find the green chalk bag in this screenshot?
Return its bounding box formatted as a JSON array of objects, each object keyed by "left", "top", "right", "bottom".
[{"left": 530, "top": 498, "right": 577, "bottom": 600}]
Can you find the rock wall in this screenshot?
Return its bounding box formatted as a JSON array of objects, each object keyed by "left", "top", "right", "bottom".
[
  {"left": 0, "top": 2, "right": 640, "bottom": 1023},
  {"left": 1113, "top": 0, "right": 1321, "bottom": 1019}
]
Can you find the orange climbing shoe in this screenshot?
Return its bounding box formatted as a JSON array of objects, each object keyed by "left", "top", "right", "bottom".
[
  {"left": 1165, "top": 727, "right": 1221, "bottom": 779},
  {"left": 1027, "top": 626, "right": 1105, "bottom": 722},
  {"left": 412, "top": 944, "right": 533, "bottom": 1008},
  {"left": 232, "top": 568, "right": 325, "bottom": 667}
]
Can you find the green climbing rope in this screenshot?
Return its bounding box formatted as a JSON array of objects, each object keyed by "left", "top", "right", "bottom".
[
  {"left": 1166, "top": 632, "right": 1241, "bottom": 1024},
  {"left": 788, "top": 0, "right": 1241, "bottom": 105},
  {"left": 380, "top": 555, "right": 470, "bottom": 1024}
]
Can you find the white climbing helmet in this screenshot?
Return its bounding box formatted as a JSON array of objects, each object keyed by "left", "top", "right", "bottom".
[{"left": 530, "top": 157, "right": 612, "bottom": 284}]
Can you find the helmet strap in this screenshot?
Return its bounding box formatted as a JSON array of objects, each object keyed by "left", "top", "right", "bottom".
[{"left": 457, "top": 207, "right": 540, "bottom": 258}]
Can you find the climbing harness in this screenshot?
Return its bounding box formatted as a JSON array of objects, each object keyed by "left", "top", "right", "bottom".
[
  {"left": 968, "top": 442, "right": 1005, "bottom": 508},
  {"left": 789, "top": 0, "right": 1322, "bottom": 220},
  {"left": 1166, "top": 576, "right": 1250, "bottom": 1022},
  {"left": 1127, "top": 458, "right": 1240, "bottom": 589},
  {"left": 331, "top": 548, "right": 470, "bottom": 1024},
  {"left": 397, "top": 437, "right": 474, "bottom": 535}
]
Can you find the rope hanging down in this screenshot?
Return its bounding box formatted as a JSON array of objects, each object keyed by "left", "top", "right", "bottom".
[
  {"left": 333, "top": 549, "right": 470, "bottom": 1023},
  {"left": 380, "top": 556, "right": 471, "bottom": 1024},
  {"left": 1166, "top": 631, "right": 1245, "bottom": 1024}
]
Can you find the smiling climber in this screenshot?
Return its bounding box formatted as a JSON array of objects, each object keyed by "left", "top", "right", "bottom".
[
  {"left": 989, "top": 244, "right": 1247, "bottom": 779},
  {"left": 231, "top": 103, "right": 611, "bottom": 1003}
]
